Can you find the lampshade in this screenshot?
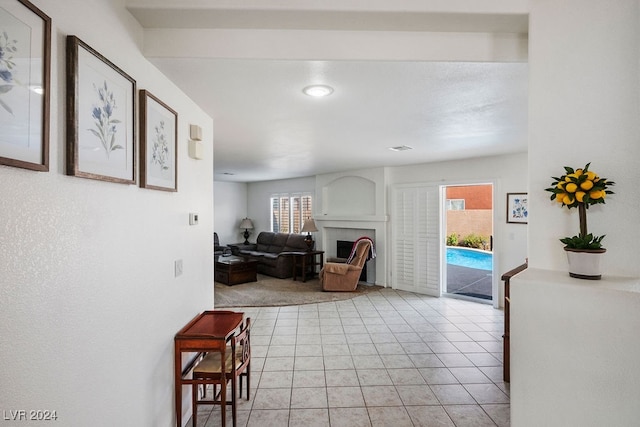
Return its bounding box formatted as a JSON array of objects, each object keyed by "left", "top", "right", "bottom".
[
  {"left": 301, "top": 218, "right": 318, "bottom": 233},
  {"left": 239, "top": 218, "right": 254, "bottom": 230}
]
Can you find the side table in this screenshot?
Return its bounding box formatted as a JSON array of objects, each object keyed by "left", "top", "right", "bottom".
[
  {"left": 174, "top": 310, "right": 244, "bottom": 427},
  {"left": 287, "top": 250, "right": 324, "bottom": 282}
]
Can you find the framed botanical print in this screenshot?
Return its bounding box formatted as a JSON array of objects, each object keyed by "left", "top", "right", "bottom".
[
  {"left": 0, "top": 0, "right": 51, "bottom": 171},
  {"left": 507, "top": 192, "right": 528, "bottom": 224},
  {"left": 66, "top": 35, "right": 136, "bottom": 184},
  {"left": 139, "top": 90, "right": 177, "bottom": 192}
]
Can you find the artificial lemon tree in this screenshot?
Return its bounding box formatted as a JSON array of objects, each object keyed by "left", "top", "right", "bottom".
[{"left": 545, "top": 163, "right": 615, "bottom": 249}]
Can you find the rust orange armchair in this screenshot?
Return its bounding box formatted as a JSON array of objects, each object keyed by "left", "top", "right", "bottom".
[{"left": 319, "top": 239, "right": 372, "bottom": 291}]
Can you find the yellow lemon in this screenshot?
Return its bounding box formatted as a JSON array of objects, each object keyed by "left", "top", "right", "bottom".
[
  {"left": 590, "top": 190, "right": 603, "bottom": 200},
  {"left": 575, "top": 191, "right": 586, "bottom": 202},
  {"left": 564, "top": 176, "right": 573, "bottom": 182},
  {"left": 555, "top": 193, "right": 566, "bottom": 203},
  {"left": 580, "top": 180, "right": 594, "bottom": 191},
  {"left": 586, "top": 171, "right": 597, "bottom": 181},
  {"left": 562, "top": 194, "right": 574, "bottom": 205},
  {"left": 575, "top": 169, "right": 583, "bottom": 176},
  {"left": 565, "top": 182, "right": 578, "bottom": 193},
  {"left": 557, "top": 182, "right": 565, "bottom": 190}
]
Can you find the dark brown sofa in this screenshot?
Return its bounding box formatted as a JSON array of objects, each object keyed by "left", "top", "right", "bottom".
[
  {"left": 214, "top": 232, "right": 230, "bottom": 256},
  {"left": 236, "top": 231, "right": 308, "bottom": 278}
]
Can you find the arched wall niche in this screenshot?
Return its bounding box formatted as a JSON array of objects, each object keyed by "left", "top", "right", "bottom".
[{"left": 322, "top": 176, "right": 376, "bottom": 216}]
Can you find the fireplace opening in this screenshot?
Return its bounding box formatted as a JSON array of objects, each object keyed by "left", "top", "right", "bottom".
[{"left": 336, "top": 240, "right": 367, "bottom": 282}]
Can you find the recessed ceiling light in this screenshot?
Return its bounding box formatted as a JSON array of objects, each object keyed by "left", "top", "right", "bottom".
[
  {"left": 388, "top": 145, "right": 413, "bottom": 152},
  {"left": 303, "top": 85, "right": 334, "bottom": 97}
]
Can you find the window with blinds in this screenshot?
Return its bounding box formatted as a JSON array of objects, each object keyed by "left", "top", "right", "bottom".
[{"left": 270, "top": 193, "right": 313, "bottom": 234}]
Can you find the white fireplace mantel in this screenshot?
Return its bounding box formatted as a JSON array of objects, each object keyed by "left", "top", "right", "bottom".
[
  {"left": 315, "top": 215, "right": 388, "bottom": 222},
  {"left": 314, "top": 168, "right": 389, "bottom": 286}
]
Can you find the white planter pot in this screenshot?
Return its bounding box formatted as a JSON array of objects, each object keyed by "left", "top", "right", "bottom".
[{"left": 564, "top": 247, "right": 606, "bottom": 280}]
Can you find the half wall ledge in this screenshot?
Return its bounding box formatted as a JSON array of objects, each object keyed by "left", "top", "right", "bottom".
[{"left": 510, "top": 268, "right": 640, "bottom": 426}]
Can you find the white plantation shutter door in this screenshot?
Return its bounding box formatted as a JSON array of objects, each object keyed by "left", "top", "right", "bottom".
[
  {"left": 394, "top": 187, "right": 416, "bottom": 289},
  {"left": 391, "top": 184, "right": 440, "bottom": 296}
]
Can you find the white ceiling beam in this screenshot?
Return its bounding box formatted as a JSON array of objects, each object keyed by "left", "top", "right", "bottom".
[
  {"left": 129, "top": 9, "right": 528, "bottom": 33},
  {"left": 126, "top": 0, "right": 529, "bottom": 15},
  {"left": 143, "top": 29, "right": 527, "bottom": 62}
]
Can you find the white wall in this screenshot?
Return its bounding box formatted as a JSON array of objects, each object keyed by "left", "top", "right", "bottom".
[
  {"left": 511, "top": 269, "right": 640, "bottom": 426},
  {"left": 527, "top": 0, "right": 640, "bottom": 277},
  {"left": 0, "top": 1, "right": 213, "bottom": 426},
  {"left": 511, "top": 0, "right": 640, "bottom": 424},
  {"left": 213, "top": 181, "right": 248, "bottom": 244},
  {"left": 388, "top": 152, "right": 529, "bottom": 304}
]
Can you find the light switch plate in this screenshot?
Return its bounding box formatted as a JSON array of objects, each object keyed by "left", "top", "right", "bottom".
[{"left": 175, "top": 259, "right": 183, "bottom": 277}]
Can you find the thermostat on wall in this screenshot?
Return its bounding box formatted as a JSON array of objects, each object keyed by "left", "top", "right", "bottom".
[
  {"left": 189, "top": 213, "right": 199, "bottom": 225},
  {"left": 189, "top": 124, "right": 202, "bottom": 141}
]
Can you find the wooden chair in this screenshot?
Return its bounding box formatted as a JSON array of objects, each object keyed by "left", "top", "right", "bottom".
[{"left": 191, "top": 317, "right": 251, "bottom": 427}]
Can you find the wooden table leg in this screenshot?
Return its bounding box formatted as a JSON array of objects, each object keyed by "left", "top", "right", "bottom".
[
  {"left": 175, "top": 346, "right": 181, "bottom": 427},
  {"left": 301, "top": 254, "right": 308, "bottom": 282},
  {"left": 292, "top": 256, "right": 298, "bottom": 281},
  {"left": 220, "top": 374, "right": 226, "bottom": 427}
]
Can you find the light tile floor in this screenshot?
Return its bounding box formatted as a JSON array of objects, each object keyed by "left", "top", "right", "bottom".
[{"left": 190, "top": 288, "right": 509, "bottom": 427}]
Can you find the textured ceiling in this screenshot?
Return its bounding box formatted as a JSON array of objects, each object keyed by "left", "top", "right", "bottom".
[
  {"left": 150, "top": 58, "right": 528, "bottom": 182},
  {"left": 131, "top": 1, "right": 529, "bottom": 182}
]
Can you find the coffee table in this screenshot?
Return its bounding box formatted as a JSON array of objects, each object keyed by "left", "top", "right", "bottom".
[{"left": 215, "top": 256, "right": 258, "bottom": 285}]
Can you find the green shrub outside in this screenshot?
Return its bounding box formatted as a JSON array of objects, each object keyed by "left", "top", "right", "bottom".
[
  {"left": 447, "top": 232, "right": 490, "bottom": 250},
  {"left": 460, "top": 233, "right": 488, "bottom": 250},
  {"left": 447, "top": 233, "right": 491, "bottom": 250}
]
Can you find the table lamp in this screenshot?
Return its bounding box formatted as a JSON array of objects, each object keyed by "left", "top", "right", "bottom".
[
  {"left": 301, "top": 218, "right": 318, "bottom": 251},
  {"left": 239, "top": 218, "right": 254, "bottom": 244}
]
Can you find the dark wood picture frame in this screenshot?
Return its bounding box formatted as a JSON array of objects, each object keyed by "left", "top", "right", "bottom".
[
  {"left": 506, "top": 192, "right": 528, "bottom": 224},
  {"left": 0, "top": 0, "right": 51, "bottom": 171},
  {"left": 139, "top": 90, "right": 178, "bottom": 192},
  {"left": 66, "top": 35, "right": 136, "bottom": 184}
]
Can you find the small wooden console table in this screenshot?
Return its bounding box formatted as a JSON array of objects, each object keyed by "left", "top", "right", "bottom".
[
  {"left": 174, "top": 310, "right": 244, "bottom": 427},
  {"left": 501, "top": 262, "right": 527, "bottom": 383}
]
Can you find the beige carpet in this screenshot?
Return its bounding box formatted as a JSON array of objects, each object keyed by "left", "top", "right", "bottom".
[{"left": 214, "top": 274, "right": 382, "bottom": 308}]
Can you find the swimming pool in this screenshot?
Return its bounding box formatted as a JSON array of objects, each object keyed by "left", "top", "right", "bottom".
[{"left": 447, "top": 247, "right": 493, "bottom": 271}]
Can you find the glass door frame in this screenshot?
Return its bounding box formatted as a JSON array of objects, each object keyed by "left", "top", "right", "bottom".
[{"left": 439, "top": 180, "right": 498, "bottom": 308}]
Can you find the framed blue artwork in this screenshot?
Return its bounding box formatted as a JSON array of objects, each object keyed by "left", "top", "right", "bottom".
[
  {"left": 139, "top": 89, "right": 178, "bottom": 192},
  {"left": 66, "top": 35, "right": 136, "bottom": 184},
  {"left": 507, "top": 192, "right": 528, "bottom": 224},
  {"left": 0, "top": 0, "right": 51, "bottom": 171}
]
